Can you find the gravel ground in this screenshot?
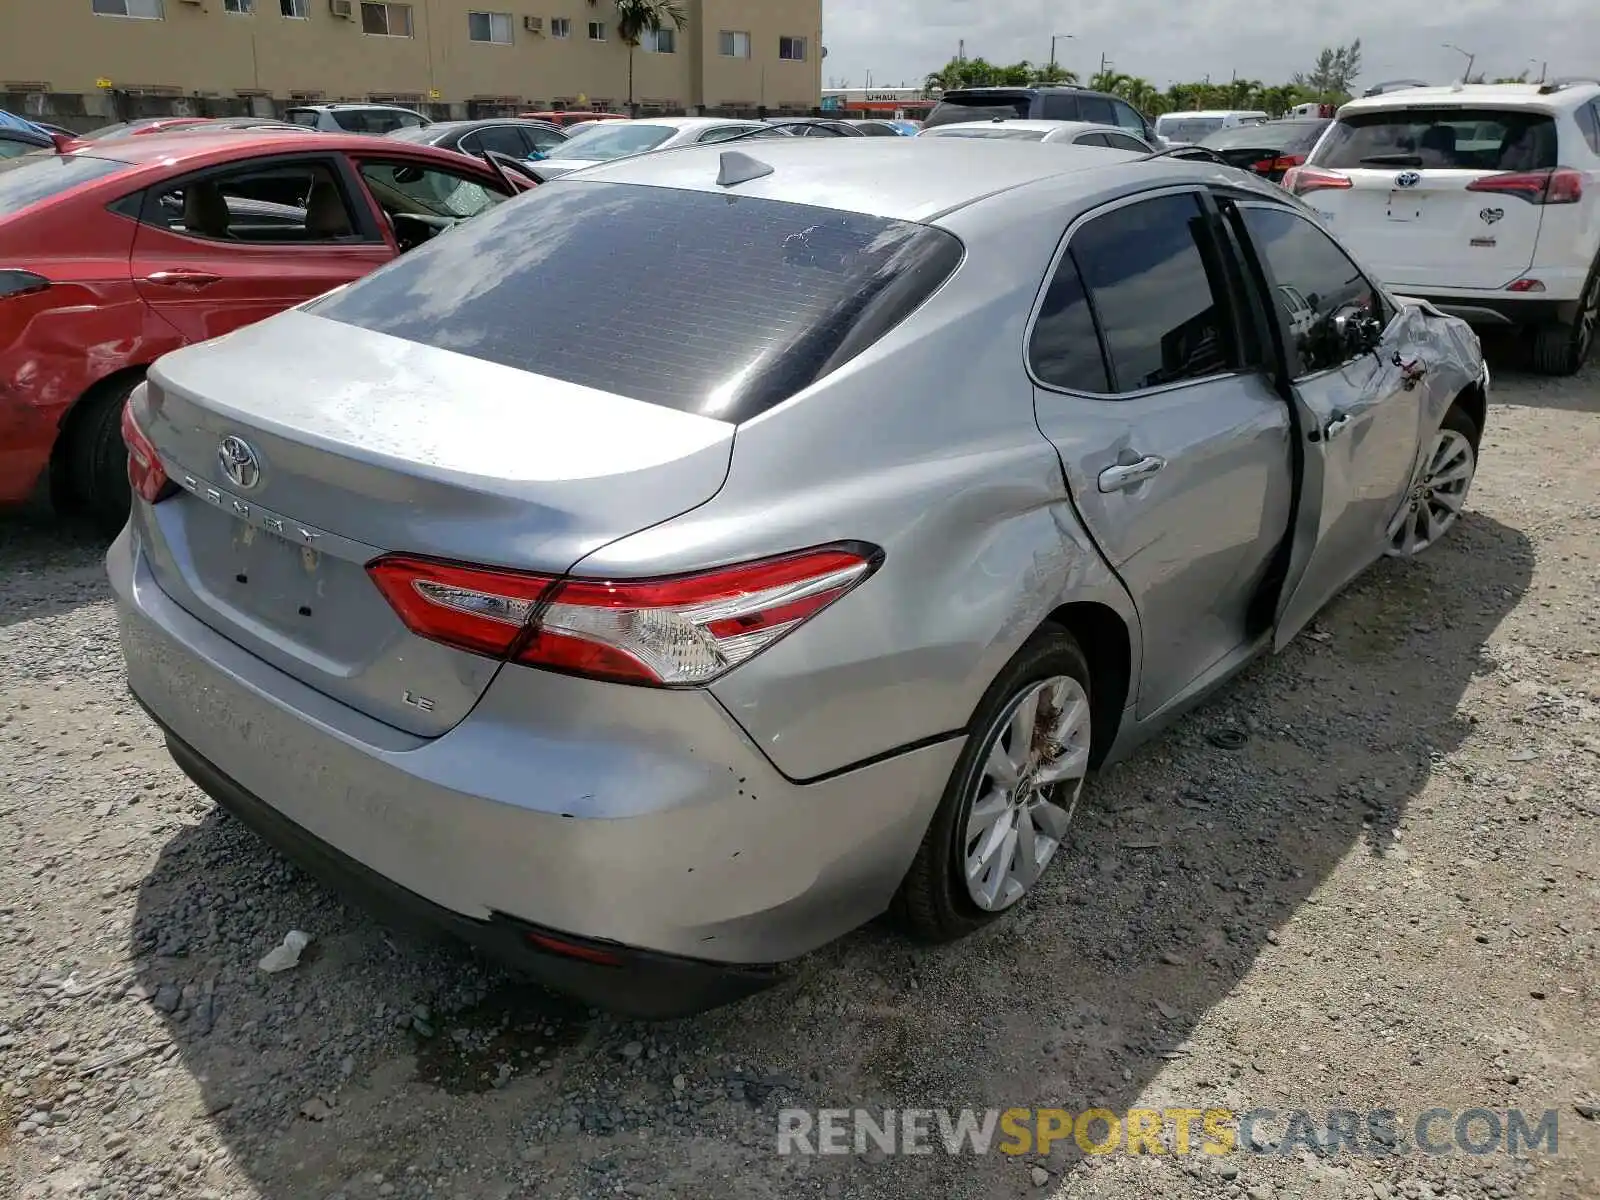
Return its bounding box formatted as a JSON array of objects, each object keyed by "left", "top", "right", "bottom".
[{"left": 1, "top": 337, "right": 1597, "bottom": 1200}]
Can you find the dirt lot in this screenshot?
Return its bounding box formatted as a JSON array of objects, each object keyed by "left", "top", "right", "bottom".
[{"left": 1, "top": 337, "right": 1597, "bottom": 1200}]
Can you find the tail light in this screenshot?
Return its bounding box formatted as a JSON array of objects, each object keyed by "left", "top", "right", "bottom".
[
  {"left": 367, "top": 544, "right": 881, "bottom": 687},
  {"left": 1282, "top": 165, "right": 1351, "bottom": 195},
  {"left": 1466, "top": 167, "right": 1582, "bottom": 205},
  {"left": 0, "top": 269, "right": 50, "bottom": 300},
  {"left": 1251, "top": 153, "right": 1306, "bottom": 175},
  {"left": 121, "top": 394, "right": 173, "bottom": 504}
]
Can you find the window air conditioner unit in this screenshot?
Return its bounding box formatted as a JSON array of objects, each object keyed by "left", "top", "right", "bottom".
[
  {"left": 329, "top": 0, "right": 353, "bottom": 17},
  {"left": 523, "top": 15, "right": 543, "bottom": 32}
]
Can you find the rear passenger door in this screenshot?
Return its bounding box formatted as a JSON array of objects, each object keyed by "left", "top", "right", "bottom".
[
  {"left": 1029, "top": 188, "right": 1295, "bottom": 718},
  {"left": 130, "top": 155, "right": 393, "bottom": 344},
  {"left": 1219, "top": 198, "right": 1423, "bottom": 647}
]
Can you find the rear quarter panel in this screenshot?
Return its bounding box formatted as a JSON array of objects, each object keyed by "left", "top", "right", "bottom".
[{"left": 573, "top": 178, "right": 1149, "bottom": 781}]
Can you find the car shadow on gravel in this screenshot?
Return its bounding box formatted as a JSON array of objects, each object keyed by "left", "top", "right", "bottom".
[
  {"left": 1478, "top": 333, "right": 1599, "bottom": 411},
  {"left": 0, "top": 511, "right": 115, "bottom": 629},
  {"left": 127, "top": 510, "right": 1533, "bottom": 1199}
]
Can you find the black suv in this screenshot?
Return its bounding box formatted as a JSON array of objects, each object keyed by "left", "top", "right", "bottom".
[{"left": 925, "top": 86, "right": 1159, "bottom": 144}]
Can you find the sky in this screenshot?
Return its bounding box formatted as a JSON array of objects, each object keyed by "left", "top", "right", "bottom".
[{"left": 819, "top": 0, "right": 1599, "bottom": 93}]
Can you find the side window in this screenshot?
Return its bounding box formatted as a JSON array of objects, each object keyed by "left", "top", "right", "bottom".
[
  {"left": 147, "top": 161, "right": 362, "bottom": 244},
  {"left": 522, "top": 127, "right": 564, "bottom": 153},
  {"left": 1077, "top": 96, "right": 1115, "bottom": 125},
  {"left": 1029, "top": 254, "right": 1111, "bottom": 393},
  {"left": 473, "top": 126, "right": 531, "bottom": 157},
  {"left": 1109, "top": 100, "right": 1146, "bottom": 134},
  {"left": 356, "top": 159, "right": 507, "bottom": 250},
  {"left": 1239, "top": 204, "right": 1387, "bottom": 376},
  {"left": 697, "top": 125, "right": 748, "bottom": 144},
  {"left": 1069, "top": 192, "right": 1240, "bottom": 393},
  {"left": 331, "top": 110, "right": 373, "bottom": 133},
  {"left": 1073, "top": 132, "right": 1111, "bottom": 147},
  {"left": 1039, "top": 94, "right": 1079, "bottom": 121},
  {"left": 1579, "top": 102, "right": 1600, "bottom": 156},
  {"left": 1104, "top": 132, "right": 1151, "bottom": 153}
]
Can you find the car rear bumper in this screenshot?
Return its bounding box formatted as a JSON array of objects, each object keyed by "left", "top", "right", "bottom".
[
  {"left": 1395, "top": 292, "right": 1580, "bottom": 328},
  {"left": 109, "top": 522, "right": 957, "bottom": 1003}
]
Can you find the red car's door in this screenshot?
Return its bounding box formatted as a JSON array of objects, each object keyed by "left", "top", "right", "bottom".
[{"left": 129, "top": 153, "right": 394, "bottom": 344}]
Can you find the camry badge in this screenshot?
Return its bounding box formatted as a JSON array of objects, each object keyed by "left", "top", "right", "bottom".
[
  {"left": 1395, "top": 171, "right": 1421, "bottom": 188},
  {"left": 217, "top": 435, "right": 261, "bottom": 490}
]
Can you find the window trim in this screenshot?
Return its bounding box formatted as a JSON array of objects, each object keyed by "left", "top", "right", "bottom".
[
  {"left": 586, "top": 20, "right": 606, "bottom": 40},
  {"left": 1024, "top": 185, "right": 1258, "bottom": 401},
  {"left": 91, "top": 0, "right": 165, "bottom": 18},
  {"left": 1226, "top": 196, "right": 1400, "bottom": 383},
  {"left": 223, "top": 0, "right": 255, "bottom": 14},
  {"left": 360, "top": 1, "right": 413, "bottom": 37},
  {"left": 778, "top": 35, "right": 807, "bottom": 62},
  {"left": 549, "top": 16, "right": 569, "bottom": 37},
  {"left": 718, "top": 29, "right": 751, "bottom": 58},
  {"left": 279, "top": 0, "right": 309, "bottom": 17},
  {"left": 129, "top": 153, "right": 386, "bottom": 247}
]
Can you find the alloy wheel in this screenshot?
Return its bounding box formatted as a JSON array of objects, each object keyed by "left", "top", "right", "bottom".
[
  {"left": 961, "top": 675, "right": 1091, "bottom": 912},
  {"left": 1387, "top": 427, "right": 1475, "bottom": 557}
]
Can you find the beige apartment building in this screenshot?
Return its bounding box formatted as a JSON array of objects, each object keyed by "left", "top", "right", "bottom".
[{"left": 0, "top": 0, "right": 823, "bottom": 114}]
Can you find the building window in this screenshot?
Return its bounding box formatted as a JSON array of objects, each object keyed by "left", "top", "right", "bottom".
[
  {"left": 361, "top": 1, "right": 413, "bottom": 36},
  {"left": 718, "top": 30, "right": 751, "bottom": 58},
  {"left": 641, "top": 27, "right": 675, "bottom": 53},
  {"left": 91, "top": 0, "right": 164, "bottom": 17},
  {"left": 280, "top": 0, "right": 307, "bottom": 16},
  {"left": 223, "top": 0, "right": 254, "bottom": 13},
  {"left": 587, "top": 20, "right": 605, "bottom": 40},
  {"left": 778, "top": 36, "right": 806, "bottom": 62},
  {"left": 550, "top": 16, "right": 569, "bottom": 37},
  {"left": 467, "top": 11, "right": 511, "bottom": 43}
]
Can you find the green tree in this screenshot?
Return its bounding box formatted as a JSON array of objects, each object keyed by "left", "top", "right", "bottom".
[
  {"left": 1491, "top": 70, "right": 1531, "bottom": 83},
  {"left": 1031, "top": 62, "right": 1080, "bottom": 85},
  {"left": 995, "top": 60, "right": 1036, "bottom": 86},
  {"left": 1292, "top": 40, "right": 1362, "bottom": 100},
  {"left": 614, "top": 0, "right": 688, "bottom": 115}
]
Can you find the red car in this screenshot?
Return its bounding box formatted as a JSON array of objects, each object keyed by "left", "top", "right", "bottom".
[
  {"left": 0, "top": 131, "right": 529, "bottom": 528},
  {"left": 60, "top": 116, "right": 216, "bottom": 151}
]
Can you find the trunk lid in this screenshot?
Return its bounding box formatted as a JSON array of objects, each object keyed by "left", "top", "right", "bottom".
[
  {"left": 137, "top": 308, "right": 734, "bottom": 736},
  {"left": 1306, "top": 104, "right": 1557, "bottom": 290}
]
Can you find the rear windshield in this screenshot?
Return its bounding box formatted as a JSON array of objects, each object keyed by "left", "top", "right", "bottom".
[
  {"left": 1201, "top": 121, "right": 1327, "bottom": 152},
  {"left": 923, "top": 125, "right": 1048, "bottom": 141},
  {"left": 309, "top": 181, "right": 964, "bottom": 423},
  {"left": 544, "top": 123, "right": 675, "bottom": 161},
  {"left": 926, "top": 93, "right": 1033, "bottom": 127},
  {"left": 0, "top": 153, "right": 126, "bottom": 216},
  {"left": 330, "top": 108, "right": 424, "bottom": 134},
  {"left": 1157, "top": 116, "right": 1225, "bottom": 143},
  {"left": 286, "top": 110, "right": 320, "bottom": 127},
  {"left": 1313, "top": 108, "right": 1558, "bottom": 171}
]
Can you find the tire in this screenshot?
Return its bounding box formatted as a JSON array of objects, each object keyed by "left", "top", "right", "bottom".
[
  {"left": 1385, "top": 404, "right": 1480, "bottom": 559},
  {"left": 64, "top": 374, "right": 141, "bottom": 536},
  {"left": 1530, "top": 258, "right": 1600, "bottom": 376},
  {"left": 891, "top": 626, "right": 1095, "bottom": 943}
]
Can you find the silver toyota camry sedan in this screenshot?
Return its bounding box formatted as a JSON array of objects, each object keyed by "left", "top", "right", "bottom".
[{"left": 110, "top": 138, "right": 1488, "bottom": 1017}]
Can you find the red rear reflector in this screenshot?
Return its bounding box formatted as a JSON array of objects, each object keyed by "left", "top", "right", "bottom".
[
  {"left": 121, "top": 394, "right": 172, "bottom": 504},
  {"left": 523, "top": 931, "right": 623, "bottom": 967},
  {"left": 1506, "top": 278, "right": 1546, "bottom": 293},
  {"left": 367, "top": 544, "right": 880, "bottom": 687},
  {"left": 1282, "top": 165, "right": 1350, "bottom": 195},
  {"left": 1466, "top": 167, "right": 1582, "bottom": 205}
]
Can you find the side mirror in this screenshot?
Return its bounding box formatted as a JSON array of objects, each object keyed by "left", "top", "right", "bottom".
[{"left": 50, "top": 131, "right": 74, "bottom": 153}]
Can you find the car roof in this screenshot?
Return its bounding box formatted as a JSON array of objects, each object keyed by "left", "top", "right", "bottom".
[
  {"left": 1158, "top": 110, "right": 1264, "bottom": 119},
  {"left": 65, "top": 129, "right": 475, "bottom": 166},
  {"left": 555, "top": 137, "right": 1192, "bottom": 223},
  {"left": 587, "top": 116, "right": 759, "bottom": 131},
  {"left": 1338, "top": 82, "right": 1598, "bottom": 113},
  {"left": 287, "top": 102, "right": 423, "bottom": 111},
  {"left": 927, "top": 119, "right": 1108, "bottom": 135}
]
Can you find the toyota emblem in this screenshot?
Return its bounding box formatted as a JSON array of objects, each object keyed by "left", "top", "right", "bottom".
[
  {"left": 217, "top": 435, "right": 261, "bottom": 490},
  {"left": 1395, "top": 171, "right": 1421, "bottom": 188}
]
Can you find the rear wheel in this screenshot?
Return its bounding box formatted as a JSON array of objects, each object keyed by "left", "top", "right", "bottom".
[
  {"left": 63, "top": 374, "right": 141, "bottom": 535},
  {"left": 1530, "top": 258, "right": 1600, "bottom": 376},
  {"left": 1386, "top": 405, "right": 1479, "bottom": 558},
  {"left": 891, "top": 627, "right": 1094, "bottom": 943}
]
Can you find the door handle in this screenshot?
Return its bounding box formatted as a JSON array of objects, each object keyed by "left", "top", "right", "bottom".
[
  {"left": 1323, "top": 412, "right": 1353, "bottom": 440},
  {"left": 143, "top": 269, "right": 222, "bottom": 290},
  {"left": 1098, "top": 455, "right": 1166, "bottom": 492}
]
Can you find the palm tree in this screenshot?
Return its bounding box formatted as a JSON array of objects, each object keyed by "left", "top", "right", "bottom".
[{"left": 614, "top": 0, "right": 688, "bottom": 116}]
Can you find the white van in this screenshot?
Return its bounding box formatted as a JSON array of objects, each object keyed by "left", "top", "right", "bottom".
[{"left": 1153, "top": 109, "right": 1269, "bottom": 145}]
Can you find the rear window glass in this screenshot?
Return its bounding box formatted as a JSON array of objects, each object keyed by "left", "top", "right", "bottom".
[
  {"left": 309, "top": 181, "right": 964, "bottom": 423},
  {"left": 0, "top": 153, "right": 126, "bottom": 216},
  {"left": 923, "top": 126, "right": 1048, "bottom": 141},
  {"left": 1313, "top": 108, "right": 1557, "bottom": 171},
  {"left": 927, "top": 94, "right": 1033, "bottom": 127},
  {"left": 1201, "top": 121, "right": 1326, "bottom": 152},
  {"left": 287, "top": 110, "right": 320, "bottom": 127},
  {"left": 545, "top": 124, "right": 675, "bottom": 160},
  {"left": 1157, "top": 117, "right": 1225, "bottom": 144}
]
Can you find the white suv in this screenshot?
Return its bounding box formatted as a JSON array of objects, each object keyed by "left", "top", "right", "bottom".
[{"left": 1284, "top": 81, "right": 1600, "bottom": 375}]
